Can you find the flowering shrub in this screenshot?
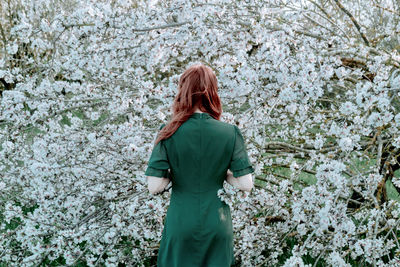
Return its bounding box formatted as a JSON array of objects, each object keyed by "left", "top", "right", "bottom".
[{"left": 0, "top": 0, "right": 400, "bottom": 266}]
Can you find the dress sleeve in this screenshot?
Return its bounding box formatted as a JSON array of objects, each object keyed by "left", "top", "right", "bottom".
[
  {"left": 144, "top": 123, "right": 170, "bottom": 178},
  {"left": 228, "top": 125, "right": 255, "bottom": 178}
]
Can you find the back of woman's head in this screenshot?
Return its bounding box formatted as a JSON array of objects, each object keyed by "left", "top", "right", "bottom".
[{"left": 155, "top": 63, "right": 222, "bottom": 145}]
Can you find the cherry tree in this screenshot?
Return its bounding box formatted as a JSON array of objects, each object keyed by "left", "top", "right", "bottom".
[{"left": 0, "top": 0, "right": 400, "bottom": 266}]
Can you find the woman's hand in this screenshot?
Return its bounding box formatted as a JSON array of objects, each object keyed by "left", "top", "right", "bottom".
[
  {"left": 226, "top": 169, "right": 234, "bottom": 180},
  {"left": 225, "top": 169, "right": 253, "bottom": 192},
  {"left": 226, "top": 169, "right": 239, "bottom": 188}
]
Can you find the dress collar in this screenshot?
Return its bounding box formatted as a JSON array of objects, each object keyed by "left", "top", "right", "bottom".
[{"left": 190, "top": 112, "right": 212, "bottom": 119}]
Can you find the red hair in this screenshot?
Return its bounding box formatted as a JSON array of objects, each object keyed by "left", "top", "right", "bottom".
[{"left": 155, "top": 63, "right": 222, "bottom": 145}]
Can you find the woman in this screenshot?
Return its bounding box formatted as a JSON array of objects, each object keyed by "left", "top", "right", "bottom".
[{"left": 144, "top": 63, "right": 254, "bottom": 266}]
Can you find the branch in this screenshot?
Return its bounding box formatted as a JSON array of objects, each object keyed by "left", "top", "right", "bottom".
[
  {"left": 332, "top": 0, "right": 370, "bottom": 46},
  {"left": 0, "top": 22, "right": 9, "bottom": 68},
  {"left": 62, "top": 21, "right": 191, "bottom": 32},
  {"left": 284, "top": 3, "right": 351, "bottom": 41},
  {"left": 130, "top": 21, "right": 191, "bottom": 32}
]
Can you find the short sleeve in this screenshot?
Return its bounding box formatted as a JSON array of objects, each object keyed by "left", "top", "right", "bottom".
[
  {"left": 228, "top": 125, "right": 255, "bottom": 178},
  {"left": 144, "top": 123, "right": 170, "bottom": 178}
]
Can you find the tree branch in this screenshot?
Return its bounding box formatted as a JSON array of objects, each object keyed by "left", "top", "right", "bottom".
[{"left": 332, "top": 0, "right": 370, "bottom": 46}]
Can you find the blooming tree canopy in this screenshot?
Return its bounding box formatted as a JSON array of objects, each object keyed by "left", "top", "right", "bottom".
[{"left": 1, "top": 0, "right": 400, "bottom": 266}]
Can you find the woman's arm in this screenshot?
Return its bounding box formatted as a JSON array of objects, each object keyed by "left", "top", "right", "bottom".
[
  {"left": 147, "top": 176, "right": 171, "bottom": 195},
  {"left": 226, "top": 169, "right": 253, "bottom": 192}
]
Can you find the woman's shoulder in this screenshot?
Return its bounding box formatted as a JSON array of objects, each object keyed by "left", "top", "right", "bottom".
[{"left": 207, "top": 119, "right": 237, "bottom": 134}]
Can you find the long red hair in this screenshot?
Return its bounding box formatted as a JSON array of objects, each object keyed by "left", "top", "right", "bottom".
[{"left": 155, "top": 63, "right": 222, "bottom": 145}]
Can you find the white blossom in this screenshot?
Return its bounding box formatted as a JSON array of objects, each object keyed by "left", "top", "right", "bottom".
[{"left": 0, "top": 0, "right": 399, "bottom": 265}]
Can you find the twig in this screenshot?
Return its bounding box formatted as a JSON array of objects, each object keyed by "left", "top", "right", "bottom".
[
  {"left": 94, "top": 232, "right": 120, "bottom": 266},
  {"left": 376, "top": 133, "right": 383, "bottom": 170},
  {"left": 372, "top": 2, "right": 400, "bottom": 16}
]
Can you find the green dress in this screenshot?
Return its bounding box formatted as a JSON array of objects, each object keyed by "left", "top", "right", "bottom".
[{"left": 144, "top": 112, "right": 255, "bottom": 267}]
